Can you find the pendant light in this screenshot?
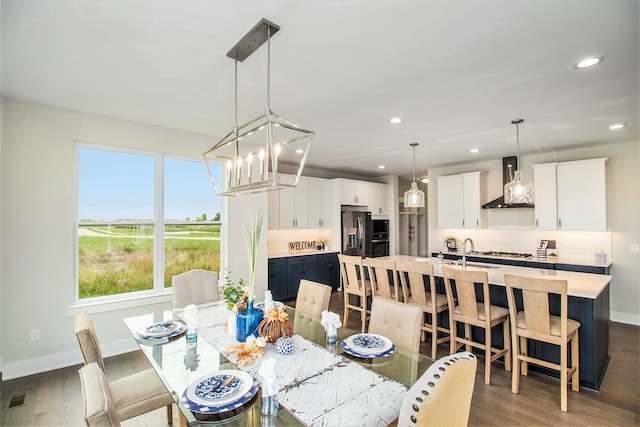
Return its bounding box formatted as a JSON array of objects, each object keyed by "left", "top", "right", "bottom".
[
  {"left": 404, "top": 143, "right": 425, "bottom": 208},
  {"left": 504, "top": 119, "right": 534, "bottom": 204},
  {"left": 203, "top": 19, "right": 314, "bottom": 196}
]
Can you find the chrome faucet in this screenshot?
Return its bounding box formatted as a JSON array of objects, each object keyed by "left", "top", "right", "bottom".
[{"left": 462, "top": 238, "right": 475, "bottom": 269}]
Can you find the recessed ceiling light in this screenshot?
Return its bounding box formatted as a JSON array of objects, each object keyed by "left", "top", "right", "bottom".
[
  {"left": 609, "top": 123, "right": 626, "bottom": 130},
  {"left": 574, "top": 56, "right": 604, "bottom": 68},
  {"left": 389, "top": 117, "right": 403, "bottom": 124},
  {"left": 420, "top": 177, "right": 429, "bottom": 184},
  {"left": 295, "top": 149, "right": 304, "bottom": 154},
  {"left": 378, "top": 165, "right": 386, "bottom": 169},
  {"left": 469, "top": 148, "right": 479, "bottom": 153}
]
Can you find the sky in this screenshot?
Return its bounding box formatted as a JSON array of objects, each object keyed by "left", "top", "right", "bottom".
[{"left": 78, "top": 147, "right": 222, "bottom": 221}]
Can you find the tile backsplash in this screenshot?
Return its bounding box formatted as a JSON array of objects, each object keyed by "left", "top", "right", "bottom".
[{"left": 437, "top": 229, "right": 612, "bottom": 263}]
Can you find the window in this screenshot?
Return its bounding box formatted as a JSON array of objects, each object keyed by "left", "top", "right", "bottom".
[{"left": 76, "top": 144, "right": 221, "bottom": 300}]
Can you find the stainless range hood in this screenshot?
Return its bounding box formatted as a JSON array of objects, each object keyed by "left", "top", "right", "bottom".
[{"left": 482, "top": 156, "right": 535, "bottom": 209}]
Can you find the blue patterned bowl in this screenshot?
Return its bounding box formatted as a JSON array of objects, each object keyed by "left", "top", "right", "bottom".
[{"left": 275, "top": 336, "right": 294, "bottom": 355}]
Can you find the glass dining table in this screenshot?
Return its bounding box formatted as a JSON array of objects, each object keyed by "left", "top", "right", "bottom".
[{"left": 123, "top": 301, "right": 434, "bottom": 426}]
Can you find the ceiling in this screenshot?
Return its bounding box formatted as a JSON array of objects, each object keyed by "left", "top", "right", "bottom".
[{"left": 2, "top": 0, "right": 638, "bottom": 180}]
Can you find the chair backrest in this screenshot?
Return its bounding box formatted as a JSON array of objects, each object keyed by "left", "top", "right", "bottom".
[
  {"left": 396, "top": 261, "right": 437, "bottom": 307},
  {"left": 365, "top": 257, "right": 398, "bottom": 300},
  {"left": 295, "top": 279, "right": 332, "bottom": 318},
  {"left": 442, "top": 267, "right": 490, "bottom": 322},
  {"left": 398, "top": 352, "right": 477, "bottom": 427},
  {"left": 368, "top": 297, "right": 422, "bottom": 353},
  {"left": 338, "top": 254, "right": 366, "bottom": 294},
  {"left": 172, "top": 269, "right": 219, "bottom": 309},
  {"left": 75, "top": 311, "right": 105, "bottom": 371},
  {"left": 504, "top": 274, "right": 569, "bottom": 340},
  {"left": 79, "top": 362, "right": 122, "bottom": 427}
]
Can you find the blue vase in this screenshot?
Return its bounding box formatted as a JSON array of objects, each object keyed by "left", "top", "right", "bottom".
[{"left": 236, "top": 301, "right": 264, "bottom": 342}]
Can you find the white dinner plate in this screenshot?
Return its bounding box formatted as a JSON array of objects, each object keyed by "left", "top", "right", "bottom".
[
  {"left": 344, "top": 333, "right": 393, "bottom": 355},
  {"left": 138, "top": 321, "right": 179, "bottom": 338},
  {"left": 186, "top": 370, "right": 253, "bottom": 408}
]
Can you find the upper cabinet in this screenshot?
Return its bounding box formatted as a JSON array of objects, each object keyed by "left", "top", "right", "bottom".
[
  {"left": 436, "top": 171, "right": 486, "bottom": 229},
  {"left": 307, "top": 177, "right": 332, "bottom": 228},
  {"left": 369, "top": 183, "right": 390, "bottom": 217},
  {"left": 279, "top": 176, "right": 309, "bottom": 229},
  {"left": 338, "top": 179, "right": 369, "bottom": 206},
  {"left": 533, "top": 158, "right": 607, "bottom": 231}
]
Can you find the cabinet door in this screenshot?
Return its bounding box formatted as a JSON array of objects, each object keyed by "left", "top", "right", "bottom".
[
  {"left": 557, "top": 158, "right": 607, "bottom": 231},
  {"left": 286, "top": 256, "right": 318, "bottom": 299},
  {"left": 268, "top": 258, "right": 288, "bottom": 301},
  {"left": 279, "top": 176, "right": 309, "bottom": 228},
  {"left": 370, "top": 184, "right": 390, "bottom": 216},
  {"left": 317, "top": 253, "right": 340, "bottom": 291},
  {"left": 437, "top": 175, "right": 464, "bottom": 228},
  {"left": 354, "top": 181, "right": 370, "bottom": 206},
  {"left": 267, "top": 191, "right": 280, "bottom": 229},
  {"left": 533, "top": 163, "right": 558, "bottom": 230},
  {"left": 462, "top": 172, "right": 485, "bottom": 229},
  {"left": 308, "top": 178, "right": 332, "bottom": 228},
  {"left": 339, "top": 179, "right": 369, "bottom": 206}
]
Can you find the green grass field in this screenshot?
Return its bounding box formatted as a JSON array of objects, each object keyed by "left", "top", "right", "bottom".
[{"left": 78, "top": 224, "right": 221, "bottom": 299}]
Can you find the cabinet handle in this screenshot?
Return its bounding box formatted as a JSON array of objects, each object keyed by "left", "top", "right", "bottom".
[
  {"left": 463, "top": 219, "right": 465, "bottom": 227},
  {"left": 559, "top": 218, "right": 562, "bottom": 229},
  {"left": 536, "top": 219, "right": 539, "bottom": 228},
  {"left": 476, "top": 219, "right": 479, "bottom": 227}
]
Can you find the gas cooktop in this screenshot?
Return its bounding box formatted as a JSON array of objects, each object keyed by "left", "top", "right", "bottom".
[{"left": 469, "top": 251, "right": 533, "bottom": 259}]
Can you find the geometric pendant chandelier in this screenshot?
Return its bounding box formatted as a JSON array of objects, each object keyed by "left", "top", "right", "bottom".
[
  {"left": 403, "top": 143, "right": 425, "bottom": 208},
  {"left": 203, "top": 19, "right": 314, "bottom": 196},
  {"left": 504, "top": 119, "right": 534, "bottom": 205}
]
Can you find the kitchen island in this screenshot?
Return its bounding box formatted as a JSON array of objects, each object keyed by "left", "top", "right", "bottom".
[{"left": 382, "top": 255, "right": 612, "bottom": 390}]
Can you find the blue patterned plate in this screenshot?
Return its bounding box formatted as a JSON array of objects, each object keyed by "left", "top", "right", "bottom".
[
  {"left": 137, "top": 321, "right": 182, "bottom": 338},
  {"left": 341, "top": 340, "right": 396, "bottom": 359},
  {"left": 344, "top": 334, "right": 393, "bottom": 355},
  {"left": 186, "top": 370, "right": 253, "bottom": 408},
  {"left": 182, "top": 377, "right": 259, "bottom": 415}
]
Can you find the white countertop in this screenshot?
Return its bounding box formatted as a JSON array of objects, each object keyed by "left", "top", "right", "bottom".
[
  {"left": 268, "top": 250, "right": 339, "bottom": 259},
  {"left": 438, "top": 250, "right": 612, "bottom": 268},
  {"left": 383, "top": 255, "right": 612, "bottom": 299}
]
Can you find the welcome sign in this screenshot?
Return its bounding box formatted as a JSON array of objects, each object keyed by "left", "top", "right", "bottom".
[{"left": 288, "top": 240, "right": 318, "bottom": 253}]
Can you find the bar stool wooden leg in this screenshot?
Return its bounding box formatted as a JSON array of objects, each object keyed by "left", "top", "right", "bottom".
[
  {"left": 503, "top": 318, "right": 511, "bottom": 372},
  {"left": 571, "top": 333, "right": 580, "bottom": 392}
]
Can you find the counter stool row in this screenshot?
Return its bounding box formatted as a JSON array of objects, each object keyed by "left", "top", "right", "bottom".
[{"left": 337, "top": 254, "right": 580, "bottom": 412}]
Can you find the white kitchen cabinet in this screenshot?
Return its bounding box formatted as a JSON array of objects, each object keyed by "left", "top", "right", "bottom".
[
  {"left": 278, "top": 176, "right": 309, "bottom": 229},
  {"left": 338, "top": 179, "right": 369, "bottom": 206},
  {"left": 437, "top": 172, "right": 486, "bottom": 229},
  {"left": 533, "top": 158, "right": 607, "bottom": 231},
  {"left": 557, "top": 158, "right": 607, "bottom": 231},
  {"left": 267, "top": 190, "right": 280, "bottom": 229},
  {"left": 308, "top": 177, "right": 332, "bottom": 228},
  {"left": 369, "top": 183, "right": 390, "bottom": 217},
  {"left": 533, "top": 162, "right": 558, "bottom": 230}
]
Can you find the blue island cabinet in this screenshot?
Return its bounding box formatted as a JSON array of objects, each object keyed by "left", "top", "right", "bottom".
[{"left": 268, "top": 252, "right": 340, "bottom": 301}]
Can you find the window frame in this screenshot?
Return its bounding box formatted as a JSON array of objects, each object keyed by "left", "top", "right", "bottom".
[{"left": 73, "top": 142, "right": 224, "bottom": 306}]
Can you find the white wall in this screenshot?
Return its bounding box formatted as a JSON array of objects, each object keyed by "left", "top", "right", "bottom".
[
  {"left": 427, "top": 140, "right": 640, "bottom": 325},
  {"left": 0, "top": 99, "right": 268, "bottom": 379}
]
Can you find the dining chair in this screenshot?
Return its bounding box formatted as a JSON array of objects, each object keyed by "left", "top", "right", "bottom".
[
  {"left": 295, "top": 279, "right": 332, "bottom": 318},
  {"left": 397, "top": 351, "right": 477, "bottom": 427},
  {"left": 441, "top": 267, "right": 511, "bottom": 385},
  {"left": 364, "top": 257, "right": 403, "bottom": 301},
  {"left": 172, "top": 269, "right": 219, "bottom": 309},
  {"left": 338, "top": 254, "right": 373, "bottom": 333},
  {"left": 74, "top": 312, "right": 174, "bottom": 423},
  {"left": 396, "top": 260, "right": 450, "bottom": 359},
  {"left": 79, "top": 362, "right": 122, "bottom": 427},
  {"left": 368, "top": 297, "right": 422, "bottom": 353},
  {"left": 504, "top": 274, "right": 580, "bottom": 412}
]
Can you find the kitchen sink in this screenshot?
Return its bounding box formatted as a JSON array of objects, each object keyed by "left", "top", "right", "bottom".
[{"left": 442, "top": 261, "right": 499, "bottom": 269}]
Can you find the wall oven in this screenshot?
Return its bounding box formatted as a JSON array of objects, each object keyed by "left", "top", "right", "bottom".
[{"left": 371, "top": 219, "right": 390, "bottom": 257}]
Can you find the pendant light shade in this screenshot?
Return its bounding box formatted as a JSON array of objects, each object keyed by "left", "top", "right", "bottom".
[
  {"left": 203, "top": 19, "right": 314, "bottom": 196},
  {"left": 404, "top": 143, "right": 425, "bottom": 208},
  {"left": 504, "top": 119, "right": 534, "bottom": 204}
]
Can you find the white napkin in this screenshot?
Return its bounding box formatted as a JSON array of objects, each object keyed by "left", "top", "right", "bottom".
[
  {"left": 321, "top": 310, "right": 342, "bottom": 338},
  {"left": 264, "top": 290, "right": 275, "bottom": 312},
  {"left": 183, "top": 304, "right": 200, "bottom": 330},
  {"left": 258, "top": 357, "right": 277, "bottom": 397}
]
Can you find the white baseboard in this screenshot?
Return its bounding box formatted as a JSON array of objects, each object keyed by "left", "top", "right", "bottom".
[
  {"left": 2, "top": 338, "right": 138, "bottom": 380},
  {"left": 611, "top": 311, "right": 640, "bottom": 326}
]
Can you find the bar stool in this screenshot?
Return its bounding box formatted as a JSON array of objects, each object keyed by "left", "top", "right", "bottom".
[
  {"left": 442, "top": 267, "right": 511, "bottom": 385},
  {"left": 365, "top": 257, "right": 402, "bottom": 301},
  {"left": 338, "top": 254, "right": 373, "bottom": 333},
  {"left": 504, "top": 274, "right": 580, "bottom": 412}
]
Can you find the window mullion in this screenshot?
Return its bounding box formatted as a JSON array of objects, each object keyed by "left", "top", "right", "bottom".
[{"left": 155, "top": 153, "right": 165, "bottom": 290}]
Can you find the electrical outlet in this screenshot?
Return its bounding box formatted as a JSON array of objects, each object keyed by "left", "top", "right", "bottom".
[{"left": 30, "top": 329, "right": 40, "bottom": 341}]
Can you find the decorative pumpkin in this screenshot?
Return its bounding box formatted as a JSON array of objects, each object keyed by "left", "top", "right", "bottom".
[
  {"left": 256, "top": 306, "right": 293, "bottom": 343},
  {"left": 275, "top": 336, "right": 294, "bottom": 355}
]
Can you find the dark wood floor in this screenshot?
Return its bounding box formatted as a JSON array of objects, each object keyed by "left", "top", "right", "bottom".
[{"left": 2, "top": 292, "right": 638, "bottom": 426}]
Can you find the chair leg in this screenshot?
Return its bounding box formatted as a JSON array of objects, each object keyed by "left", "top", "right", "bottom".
[
  {"left": 512, "top": 332, "right": 520, "bottom": 394},
  {"left": 449, "top": 319, "right": 457, "bottom": 355},
  {"left": 343, "top": 293, "right": 350, "bottom": 328},
  {"left": 484, "top": 325, "right": 491, "bottom": 385},
  {"left": 166, "top": 404, "right": 173, "bottom": 424},
  {"left": 560, "top": 340, "right": 568, "bottom": 412},
  {"left": 503, "top": 319, "right": 511, "bottom": 372},
  {"left": 464, "top": 323, "right": 472, "bottom": 352},
  {"left": 571, "top": 333, "right": 580, "bottom": 392},
  {"left": 520, "top": 336, "right": 529, "bottom": 376},
  {"left": 431, "top": 315, "right": 437, "bottom": 360}
]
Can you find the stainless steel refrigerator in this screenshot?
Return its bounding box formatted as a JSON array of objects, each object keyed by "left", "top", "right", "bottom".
[{"left": 341, "top": 209, "right": 372, "bottom": 257}]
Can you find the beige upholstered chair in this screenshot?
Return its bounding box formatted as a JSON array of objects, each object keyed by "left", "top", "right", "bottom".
[
  {"left": 172, "top": 269, "right": 219, "bottom": 309},
  {"left": 74, "top": 312, "right": 174, "bottom": 423},
  {"left": 295, "top": 279, "right": 332, "bottom": 318},
  {"left": 398, "top": 352, "right": 477, "bottom": 427},
  {"left": 504, "top": 274, "right": 580, "bottom": 412},
  {"left": 368, "top": 297, "right": 422, "bottom": 353},
  {"left": 396, "top": 260, "right": 450, "bottom": 359},
  {"left": 79, "top": 362, "right": 122, "bottom": 427},
  {"left": 338, "top": 254, "right": 373, "bottom": 333},
  {"left": 365, "top": 257, "right": 402, "bottom": 301},
  {"left": 442, "top": 267, "right": 511, "bottom": 385}
]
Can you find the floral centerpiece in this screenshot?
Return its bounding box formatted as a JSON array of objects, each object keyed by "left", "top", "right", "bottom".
[
  {"left": 257, "top": 306, "right": 293, "bottom": 343},
  {"left": 445, "top": 235, "right": 458, "bottom": 252}
]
